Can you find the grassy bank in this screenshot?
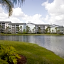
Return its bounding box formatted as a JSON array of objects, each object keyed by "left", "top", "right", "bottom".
[
  {"left": 0, "top": 33, "right": 63, "bottom": 36},
  {"left": 0, "top": 40, "right": 64, "bottom": 64}
]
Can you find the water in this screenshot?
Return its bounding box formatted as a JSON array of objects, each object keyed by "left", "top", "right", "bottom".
[{"left": 0, "top": 35, "right": 64, "bottom": 58}]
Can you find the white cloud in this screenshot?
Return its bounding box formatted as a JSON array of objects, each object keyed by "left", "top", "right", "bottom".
[
  {"left": 42, "top": 0, "right": 64, "bottom": 25},
  {"left": 0, "top": 7, "right": 45, "bottom": 24}
]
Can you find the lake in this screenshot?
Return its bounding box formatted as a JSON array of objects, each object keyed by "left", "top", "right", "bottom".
[{"left": 0, "top": 35, "right": 64, "bottom": 58}]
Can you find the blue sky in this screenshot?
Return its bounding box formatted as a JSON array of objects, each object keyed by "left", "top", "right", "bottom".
[
  {"left": 0, "top": 0, "right": 64, "bottom": 25},
  {"left": 21, "top": 0, "right": 53, "bottom": 17}
]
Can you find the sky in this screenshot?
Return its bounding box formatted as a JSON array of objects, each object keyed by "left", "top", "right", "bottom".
[{"left": 0, "top": 0, "right": 64, "bottom": 26}]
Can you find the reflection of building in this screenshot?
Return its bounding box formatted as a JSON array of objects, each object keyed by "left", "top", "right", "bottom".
[{"left": 0, "top": 21, "right": 64, "bottom": 34}]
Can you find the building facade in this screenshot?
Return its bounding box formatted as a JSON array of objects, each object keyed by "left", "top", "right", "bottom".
[
  {"left": 0, "top": 21, "right": 64, "bottom": 34},
  {"left": 35, "top": 24, "right": 50, "bottom": 33},
  {"left": 0, "top": 21, "right": 11, "bottom": 33},
  {"left": 9, "top": 23, "right": 26, "bottom": 33}
]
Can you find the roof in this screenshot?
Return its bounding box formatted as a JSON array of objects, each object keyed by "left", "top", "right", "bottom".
[
  {"left": 9, "top": 23, "right": 26, "bottom": 25},
  {"left": 27, "top": 23, "right": 35, "bottom": 25},
  {"left": 35, "top": 24, "right": 51, "bottom": 26},
  {"left": 0, "top": 21, "right": 11, "bottom": 23}
]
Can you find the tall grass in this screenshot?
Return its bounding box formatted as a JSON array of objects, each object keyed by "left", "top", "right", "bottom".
[{"left": 0, "top": 40, "right": 64, "bottom": 64}]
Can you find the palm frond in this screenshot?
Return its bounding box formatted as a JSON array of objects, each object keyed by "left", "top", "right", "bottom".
[
  {"left": 0, "top": 0, "right": 13, "bottom": 16},
  {"left": 12, "top": 0, "right": 25, "bottom": 4},
  {"left": 0, "top": 0, "right": 25, "bottom": 17}
]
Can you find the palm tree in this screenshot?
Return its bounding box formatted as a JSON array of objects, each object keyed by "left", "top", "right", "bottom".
[
  {"left": 0, "top": 25, "right": 2, "bottom": 33},
  {"left": 5, "top": 26, "right": 10, "bottom": 33},
  {"left": 20, "top": 26, "right": 22, "bottom": 33},
  {"left": 55, "top": 27, "right": 57, "bottom": 33},
  {"left": 38, "top": 27, "right": 41, "bottom": 34},
  {"left": 0, "top": 0, "right": 25, "bottom": 16},
  {"left": 26, "top": 26, "right": 30, "bottom": 33},
  {"left": 48, "top": 26, "right": 51, "bottom": 33}
]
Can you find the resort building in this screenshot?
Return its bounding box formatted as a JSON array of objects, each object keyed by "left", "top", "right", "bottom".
[
  {"left": 56, "top": 26, "right": 64, "bottom": 34},
  {"left": 26, "top": 23, "right": 35, "bottom": 33},
  {"left": 35, "top": 24, "right": 50, "bottom": 33},
  {"left": 9, "top": 23, "right": 26, "bottom": 33},
  {"left": 0, "top": 21, "right": 11, "bottom": 33},
  {"left": 0, "top": 21, "right": 64, "bottom": 34},
  {"left": 50, "top": 24, "right": 64, "bottom": 34}
]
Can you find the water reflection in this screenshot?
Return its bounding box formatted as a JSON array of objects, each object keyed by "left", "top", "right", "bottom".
[{"left": 0, "top": 35, "right": 64, "bottom": 58}]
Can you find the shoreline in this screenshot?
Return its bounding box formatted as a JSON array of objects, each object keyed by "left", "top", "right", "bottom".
[
  {"left": 0, "top": 40, "right": 64, "bottom": 64},
  {"left": 0, "top": 33, "right": 63, "bottom": 36}
]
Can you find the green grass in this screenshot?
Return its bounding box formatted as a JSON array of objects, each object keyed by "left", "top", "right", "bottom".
[
  {"left": 0, "top": 33, "right": 63, "bottom": 36},
  {"left": 0, "top": 40, "right": 64, "bottom": 64}
]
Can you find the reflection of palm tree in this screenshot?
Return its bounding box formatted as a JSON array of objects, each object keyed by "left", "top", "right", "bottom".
[{"left": 0, "top": 0, "right": 25, "bottom": 16}]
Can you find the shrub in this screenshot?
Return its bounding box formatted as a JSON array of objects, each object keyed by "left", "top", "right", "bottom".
[
  {"left": 0, "top": 58, "right": 8, "bottom": 64},
  {"left": 0, "top": 45, "right": 20, "bottom": 64}
]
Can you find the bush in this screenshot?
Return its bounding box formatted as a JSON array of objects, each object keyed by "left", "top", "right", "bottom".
[
  {"left": 0, "top": 45, "right": 20, "bottom": 64},
  {"left": 0, "top": 59, "right": 8, "bottom": 64}
]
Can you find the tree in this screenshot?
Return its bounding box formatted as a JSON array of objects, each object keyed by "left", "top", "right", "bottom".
[
  {"left": 0, "top": 0, "right": 25, "bottom": 16},
  {"left": 16, "top": 26, "right": 19, "bottom": 31},
  {"left": 26, "top": 26, "right": 30, "bottom": 33},
  {"left": 0, "top": 25, "right": 2, "bottom": 33},
  {"left": 5, "top": 26, "right": 10, "bottom": 33},
  {"left": 32, "top": 28, "right": 34, "bottom": 33},
  {"left": 38, "top": 27, "right": 41, "bottom": 33},
  {"left": 23, "top": 29, "right": 26, "bottom": 34},
  {"left": 20, "top": 26, "right": 22, "bottom": 33},
  {"left": 48, "top": 26, "right": 51, "bottom": 33},
  {"left": 45, "top": 27, "right": 48, "bottom": 33},
  {"left": 45, "top": 26, "right": 51, "bottom": 33},
  {"left": 52, "top": 30, "right": 54, "bottom": 33},
  {"left": 55, "top": 27, "right": 57, "bottom": 33}
]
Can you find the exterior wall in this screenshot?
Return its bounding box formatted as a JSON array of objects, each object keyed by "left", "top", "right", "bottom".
[
  {"left": 26, "top": 23, "right": 35, "bottom": 33},
  {"left": 50, "top": 25, "right": 64, "bottom": 34},
  {"left": 0, "top": 21, "right": 11, "bottom": 33},
  {"left": 9, "top": 23, "right": 26, "bottom": 33},
  {"left": 51, "top": 27, "right": 56, "bottom": 33},
  {"left": 0, "top": 21, "right": 64, "bottom": 34},
  {"left": 57, "top": 27, "right": 64, "bottom": 34},
  {"left": 35, "top": 25, "right": 45, "bottom": 33}
]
